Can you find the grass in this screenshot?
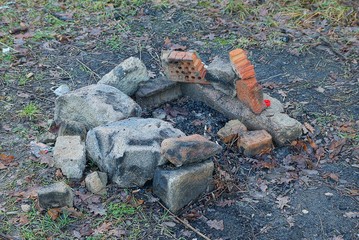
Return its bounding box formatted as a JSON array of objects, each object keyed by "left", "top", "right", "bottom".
[{"left": 19, "top": 103, "right": 40, "bottom": 120}]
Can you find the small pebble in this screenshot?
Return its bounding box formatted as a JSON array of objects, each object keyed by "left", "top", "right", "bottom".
[
  {"left": 21, "top": 204, "right": 31, "bottom": 213},
  {"left": 53, "top": 84, "right": 70, "bottom": 96},
  {"left": 325, "top": 192, "right": 334, "bottom": 196},
  {"left": 302, "top": 209, "right": 309, "bottom": 214}
]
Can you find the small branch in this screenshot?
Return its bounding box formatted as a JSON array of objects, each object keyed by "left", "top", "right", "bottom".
[
  {"left": 0, "top": 41, "right": 19, "bottom": 53},
  {"left": 76, "top": 59, "right": 100, "bottom": 80},
  {"left": 157, "top": 201, "right": 211, "bottom": 240}
]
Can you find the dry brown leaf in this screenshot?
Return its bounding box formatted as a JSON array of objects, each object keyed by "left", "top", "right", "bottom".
[
  {"left": 315, "top": 147, "right": 325, "bottom": 161},
  {"left": 276, "top": 196, "right": 290, "bottom": 209},
  {"left": 0, "top": 153, "right": 15, "bottom": 164},
  {"left": 206, "top": 219, "right": 224, "bottom": 231},
  {"left": 323, "top": 173, "right": 339, "bottom": 182},
  {"left": 304, "top": 122, "right": 315, "bottom": 134},
  {"left": 0, "top": 162, "right": 7, "bottom": 170},
  {"left": 329, "top": 139, "right": 346, "bottom": 159},
  {"left": 48, "top": 208, "right": 61, "bottom": 220},
  {"left": 19, "top": 215, "right": 29, "bottom": 225},
  {"left": 94, "top": 221, "right": 112, "bottom": 234}
]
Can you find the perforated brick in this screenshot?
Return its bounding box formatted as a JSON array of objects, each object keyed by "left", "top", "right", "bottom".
[{"left": 164, "top": 51, "right": 209, "bottom": 84}]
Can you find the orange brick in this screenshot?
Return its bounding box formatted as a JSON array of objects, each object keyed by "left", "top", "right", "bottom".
[
  {"left": 241, "top": 69, "right": 256, "bottom": 79},
  {"left": 236, "top": 79, "right": 264, "bottom": 114},
  {"left": 229, "top": 48, "right": 245, "bottom": 59},
  {"left": 237, "top": 130, "right": 273, "bottom": 156}
]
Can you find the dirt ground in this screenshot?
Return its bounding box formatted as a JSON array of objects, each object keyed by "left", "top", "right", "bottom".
[{"left": 0, "top": 1, "right": 358, "bottom": 239}]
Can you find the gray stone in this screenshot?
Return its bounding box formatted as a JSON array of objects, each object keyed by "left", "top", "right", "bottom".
[
  {"left": 53, "top": 84, "right": 70, "bottom": 96},
  {"left": 153, "top": 160, "right": 214, "bottom": 213},
  {"left": 205, "top": 57, "right": 237, "bottom": 96},
  {"left": 58, "top": 120, "right": 87, "bottom": 141},
  {"left": 85, "top": 171, "right": 108, "bottom": 194},
  {"left": 37, "top": 182, "right": 74, "bottom": 209},
  {"left": 53, "top": 136, "right": 86, "bottom": 179},
  {"left": 37, "top": 132, "right": 57, "bottom": 145},
  {"left": 54, "top": 84, "right": 141, "bottom": 131},
  {"left": 98, "top": 57, "right": 149, "bottom": 96},
  {"left": 135, "top": 77, "right": 182, "bottom": 108},
  {"left": 217, "top": 120, "right": 247, "bottom": 143},
  {"left": 86, "top": 117, "right": 185, "bottom": 187},
  {"left": 181, "top": 84, "right": 302, "bottom": 146},
  {"left": 161, "top": 134, "right": 222, "bottom": 167}
]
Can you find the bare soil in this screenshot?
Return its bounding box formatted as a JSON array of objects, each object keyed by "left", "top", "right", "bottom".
[{"left": 0, "top": 1, "right": 358, "bottom": 240}]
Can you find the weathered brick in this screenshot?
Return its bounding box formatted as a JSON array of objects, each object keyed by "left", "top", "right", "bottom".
[
  {"left": 162, "top": 51, "right": 209, "bottom": 85},
  {"left": 237, "top": 130, "right": 273, "bottom": 156},
  {"left": 236, "top": 79, "right": 264, "bottom": 114}
]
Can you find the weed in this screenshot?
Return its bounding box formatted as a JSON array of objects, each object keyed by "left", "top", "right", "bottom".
[
  {"left": 224, "top": 0, "right": 254, "bottom": 20},
  {"left": 19, "top": 103, "right": 40, "bottom": 120},
  {"left": 236, "top": 37, "right": 257, "bottom": 48},
  {"left": 105, "top": 35, "right": 123, "bottom": 51},
  {"left": 32, "top": 30, "right": 55, "bottom": 41},
  {"left": 107, "top": 202, "right": 137, "bottom": 220}
]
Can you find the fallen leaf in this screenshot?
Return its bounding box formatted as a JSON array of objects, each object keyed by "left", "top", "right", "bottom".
[
  {"left": 315, "top": 147, "right": 325, "bottom": 161},
  {"left": 315, "top": 86, "right": 325, "bottom": 93},
  {"left": 0, "top": 153, "right": 15, "bottom": 164},
  {"left": 206, "top": 219, "right": 224, "bottom": 231},
  {"left": 19, "top": 215, "right": 29, "bottom": 225},
  {"left": 276, "top": 196, "right": 290, "bottom": 209},
  {"left": 0, "top": 162, "right": 7, "bottom": 169},
  {"left": 304, "top": 122, "right": 315, "bottom": 134},
  {"left": 94, "top": 222, "right": 112, "bottom": 234},
  {"left": 164, "top": 37, "right": 171, "bottom": 46},
  {"left": 286, "top": 216, "right": 295, "bottom": 227},
  {"left": 55, "top": 169, "right": 63, "bottom": 178},
  {"left": 48, "top": 208, "right": 61, "bottom": 220},
  {"left": 162, "top": 221, "right": 176, "bottom": 227},
  {"left": 343, "top": 212, "right": 359, "bottom": 218},
  {"left": 329, "top": 139, "right": 346, "bottom": 159},
  {"left": 108, "top": 228, "right": 126, "bottom": 237},
  {"left": 88, "top": 203, "right": 106, "bottom": 216},
  {"left": 323, "top": 172, "right": 339, "bottom": 182},
  {"left": 148, "top": 70, "right": 156, "bottom": 79}
]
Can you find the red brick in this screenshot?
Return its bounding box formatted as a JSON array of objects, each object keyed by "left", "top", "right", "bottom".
[
  {"left": 236, "top": 79, "right": 264, "bottom": 114},
  {"left": 165, "top": 51, "right": 209, "bottom": 84},
  {"left": 237, "top": 130, "right": 273, "bottom": 156},
  {"left": 229, "top": 48, "right": 245, "bottom": 59}
]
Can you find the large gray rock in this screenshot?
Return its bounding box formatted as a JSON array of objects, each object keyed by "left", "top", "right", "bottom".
[
  {"left": 37, "top": 182, "right": 73, "bottom": 209},
  {"left": 205, "top": 56, "right": 237, "bottom": 96},
  {"left": 54, "top": 84, "right": 141, "bottom": 130},
  {"left": 135, "top": 77, "right": 182, "bottom": 108},
  {"left": 53, "top": 136, "right": 86, "bottom": 179},
  {"left": 161, "top": 134, "right": 222, "bottom": 167},
  {"left": 98, "top": 57, "right": 149, "bottom": 96},
  {"left": 86, "top": 118, "right": 185, "bottom": 187},
  {"left": 153, "top": 160, "right": 214, "bottom": 213},
  {"left": 181, "top": 84, "right": 302, "bottom": 146}
]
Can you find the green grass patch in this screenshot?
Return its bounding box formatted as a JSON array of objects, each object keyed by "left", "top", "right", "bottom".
[{"left": 19, "top": 103, "right": 40, "bottom": 120}]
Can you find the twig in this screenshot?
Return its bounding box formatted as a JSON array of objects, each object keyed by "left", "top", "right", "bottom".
[
  {"left": 157, "top": 201, "right": 211, "bottom": 240},
  {"left": 76, "top": 59, "right": 100, "bottom": 80},
  {"left": 0, "top": 42, "right": 19, "bottom": 53}
]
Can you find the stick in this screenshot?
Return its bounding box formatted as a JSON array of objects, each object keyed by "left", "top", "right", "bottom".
[
  {"left": 157, "top": 201, "right": 211, "bottom": 240},
  {"left": 76, "top": 59, "right": 100, "bottom": 79},
  {"left": 0, "top": 42, "right": 19, "bottom": 53}
]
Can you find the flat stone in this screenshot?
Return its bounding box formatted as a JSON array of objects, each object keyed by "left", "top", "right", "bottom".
[
  {"left": 53, "top": 136, "right": 86, "bottom": 179},
  {"left": 217, "top": 120, "right": 247, "bottom": 143},
  {"left": 161, "top": 134, "right": 222, "bottom": 167},
  {"left": 181, "top": 84, "right": 302, "bottom": 146},
  {"left": 237, "top": 130, "right": 273, "bottom": 156},
  {"left": 53, "top": 84, "right": 70, "bottom": 96},
  {"left": 54, "top": 84, "right": 141, "bottom": 131},
  {"left": 153, "top": 160, "right": 214, "bottom": 213},
  {"left": 58, "top": 120, "right": 87, "bottom": 141},
  {"left": 86, "top": 118, "right": 185, "bottom": 187},
  {"left": 98, "top": 57, "right": 149, "bottom": 96},
  {"left": 205, "top": 56, "right": 237, "bottom": 96},
  {"left": 37, "top": 182, "right": 73, "bottom": 209},
  {"left": 135, "top": 77, "right": 182, "bottom": 108},
  {"left": 85, "top": 171, "right": 108, "bottom": 195}
]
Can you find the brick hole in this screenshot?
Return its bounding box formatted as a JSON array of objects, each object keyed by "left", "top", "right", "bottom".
[
  {"left": 175, "top": 70, "right": 180, "bottom": 73},
  {"left": 181, "top": 71, "right": 186, "bottom": 74},
  {"left": 185, "top": 76, "right": 189, "bottom": 80},
  {"left": 191, "top": 67, "right": 195, "bottom": 70},
  {"left": 197, "top": 77, "right": 201, "bottom": 80},
  {"left": 191, "top": 76, "right": 195, "bottom": 79},
  {"left": 178, "top": 66, "right": 182, "bottom": 69}
]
